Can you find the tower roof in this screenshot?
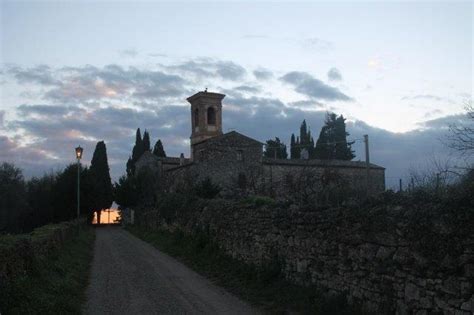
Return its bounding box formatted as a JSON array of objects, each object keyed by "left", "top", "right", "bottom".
[{"left": 187, "top": 91, "right": 225, "bottom": 103}]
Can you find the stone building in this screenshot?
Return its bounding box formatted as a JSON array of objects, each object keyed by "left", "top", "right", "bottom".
[{"left": 136, "top": 90, "right": 385, "bottom": 197}]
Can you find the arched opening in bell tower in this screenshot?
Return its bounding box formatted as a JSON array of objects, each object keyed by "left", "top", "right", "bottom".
[
  {"left": 207, "top": 107, "right": 216, "bottom": 125},
  {"left": 194, "top": 108, "right": 199, "bottom": 129}
]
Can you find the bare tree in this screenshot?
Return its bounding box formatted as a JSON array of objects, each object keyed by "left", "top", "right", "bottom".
[{"left": 447, "top": 100, "right": 474, "bottom": 155}]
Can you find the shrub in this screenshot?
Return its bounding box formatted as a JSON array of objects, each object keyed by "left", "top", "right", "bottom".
[
  {"left": 241, "top": 195, "right": 276, "bottom": 207},
  {"left": 193, "top": 177, "right": 221, "bottom": 199}
]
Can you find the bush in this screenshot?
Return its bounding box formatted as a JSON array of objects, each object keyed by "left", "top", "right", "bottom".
[
  {"left": 193, "top": 177, "right": 221, "bottom": 199},
  {"left": 241, "top": 195, "right": 276, "bottom": 207}
]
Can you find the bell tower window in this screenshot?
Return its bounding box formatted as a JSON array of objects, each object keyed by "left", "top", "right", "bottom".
[
  {"left": 207, "top": 107, "right": 216, "bottom": 125},
  {"left": 194, "top": 108, "right": 199, "bottom": 127}
]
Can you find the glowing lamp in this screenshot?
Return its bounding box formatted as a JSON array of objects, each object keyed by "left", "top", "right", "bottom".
[{"left": 75, "top": 145, "right": 83, "bottom": 160}]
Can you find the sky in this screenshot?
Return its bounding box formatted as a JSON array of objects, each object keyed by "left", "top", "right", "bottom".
[{"left": 0, "top": 1, "right": 472, "bottom": 189}]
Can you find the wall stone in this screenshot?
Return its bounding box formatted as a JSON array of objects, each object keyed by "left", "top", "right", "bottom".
[{"left": 138, "top": 199, "right": 473, "bottom": 314}]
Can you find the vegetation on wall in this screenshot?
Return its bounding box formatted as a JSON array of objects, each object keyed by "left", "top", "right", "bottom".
[{"left": 0, "top": 222, "right": 94, "bottom": 314}]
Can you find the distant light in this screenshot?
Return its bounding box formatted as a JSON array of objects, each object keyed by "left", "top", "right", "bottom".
[{"left": 75, "top": 145, "right": 83, "bottom": 160}]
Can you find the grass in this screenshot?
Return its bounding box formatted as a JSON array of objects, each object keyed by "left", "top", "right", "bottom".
[
  {"left": 127, "top": 225, "right": 364, "bottom": 314},
  {"left": 0, "top": 227, "right": 95, "bottom": 315}
]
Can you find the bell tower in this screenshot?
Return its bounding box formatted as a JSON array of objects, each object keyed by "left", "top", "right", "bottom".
[{"left": 188, "top": 90, "right": 225, "bottom": 153}]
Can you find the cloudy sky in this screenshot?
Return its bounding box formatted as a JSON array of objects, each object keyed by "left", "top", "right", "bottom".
[{"left": 0, "top": 1, "right": 472, "bottom": 189}]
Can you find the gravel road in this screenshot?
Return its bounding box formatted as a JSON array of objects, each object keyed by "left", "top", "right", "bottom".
[{"left": 83, "top": 227, "right": 257, "bottom": 315}]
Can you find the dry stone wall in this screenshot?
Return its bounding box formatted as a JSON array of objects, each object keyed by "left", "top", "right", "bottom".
[{"left": 139, "top": 198, "right": 473, "bottom": 314}]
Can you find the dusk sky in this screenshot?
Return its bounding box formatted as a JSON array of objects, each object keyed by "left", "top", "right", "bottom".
[{"left": 1, "top": 1, "right": 472, "bottom": 189}]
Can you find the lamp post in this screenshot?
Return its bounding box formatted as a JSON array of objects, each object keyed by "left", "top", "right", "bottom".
[{"left": 75, "top": 146, "right": 83, "bottom": 219}]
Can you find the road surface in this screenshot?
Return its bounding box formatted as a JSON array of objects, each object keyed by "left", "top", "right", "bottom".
[{"left": 83, "top": 227, "right": 257, "bottom": 315}]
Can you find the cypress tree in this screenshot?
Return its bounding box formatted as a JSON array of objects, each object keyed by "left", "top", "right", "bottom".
[
  {"left": 153, "top": 139, "right": 167, "bottom": 158},
  {"left": 334, "top": 115, "right": 355, "bottom": 160},
  {"left": 314, "top": 112, "right": 355, "bottom": 160},
  {"left": 132, "top": 128, "right": 144, "bottom": 163},
  {"left": 89, "top": 141, "right": 113, "bottom": 224},
  {"left": 314, "top": 126, "right": 331, "bottom": 159},
  {"left": 143, "top": 130, "right": 151, "bottom": 152},
  {"left": 290, "top": 134, "right": 297, "bottom": 159},
  {"left": 127, "top": 128, "right": 146, "bottom": 176},
  {"left": 126, "top": 157, "right": 134, "bottom": 177},
  {"left": 295, "top": 136, "right": 301, "bottom": 159}
]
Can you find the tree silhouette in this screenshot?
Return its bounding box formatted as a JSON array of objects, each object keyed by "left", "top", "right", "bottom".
[
  {"left": 127, "top": 128, "right": 146, "bottom": 175},
  {"left": 153, "top": 139, "right": 167, "bottom": 157},
  {"left": 264, "top": 137, "right": 288, "bottom": 159},
  {"left": 143, "top": 130, "right": 151, "bottom": 152},
  {"left": 314, "top": 113, "right": 355, "bottom": 160},
  {"left": 89, "top": 141, "right": 113, "bottom": 224}
]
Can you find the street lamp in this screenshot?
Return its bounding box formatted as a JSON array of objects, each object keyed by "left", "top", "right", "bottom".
[{"left": 75, "top": 146, "right": 83, "bottom": 219}]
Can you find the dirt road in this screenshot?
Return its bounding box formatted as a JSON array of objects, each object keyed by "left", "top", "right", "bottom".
[{"left": 83, "top": 227, "right": 257, "bottom": 314}]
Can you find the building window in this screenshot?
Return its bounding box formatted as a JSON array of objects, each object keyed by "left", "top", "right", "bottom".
[
  {"left": 236, "top": 150, "right": 243, "bottom": 161},
  {"left": 194, "top": 108, "right": 199, "bottom": 127},
  {"left": 207, "top": 107, "right": 216, "bottom": 125}
]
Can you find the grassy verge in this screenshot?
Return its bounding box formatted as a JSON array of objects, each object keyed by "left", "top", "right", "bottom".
[
  {"left": 127, "top": 225, "right": 363, "bottom": 314},
  {"left": 1, "top": 227, "right": 95, "bottom": 315}
]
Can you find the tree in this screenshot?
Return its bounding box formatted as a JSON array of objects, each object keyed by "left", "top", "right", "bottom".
[
  {"left": 114, "top": 175, "right": 139, "bottom": 208},
  {"left": 52, "top": 164, "right": 92, "bottom": 223},
  {"left": 313, "top": 126, "right": 331, "bottom": 159},
  {"left": 153, "top": 139, "right": 167, "bottom": 158},
  {"left": 314, "top": 112, "right": 355, "bottom": 160},
  {"left": 334, "top": 115, "right": 355, "bottom": 160},
  {"left": 89, "top": 141, "right": 113, "bottom": 224},
  {"left": 143, "top": 130, "right": 151, "bottom": 152},
  {"left": 127, "top": 128, "right": 146, "bottom": 175},
  {"left": 447, "top": 101, "right": 474, "bottom": 154},
  {"left": 290, "top": 134, "right": 298, "bottom": 159},
  {"left": 27, "top": 173, "right": 57, "bottom": 228},
  {"left": 0, "top": 163, "right": 29, "bottom": 233},
  {"left": 264, "top": 137, "right": 288, "bottom": 159}
]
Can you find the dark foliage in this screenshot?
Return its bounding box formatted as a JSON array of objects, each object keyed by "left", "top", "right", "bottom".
[
  {"left": 152, "top": 139, "right": 167, "bottom": 158},
  {"left": 264, "top": 137, "right": 288, "bottom": 159},
  {"left": 0, "top": 163, "right": 29, "bottom": 233},
  {"left": 193, "top": 177, "right": 221, "bottom": 199},
  {"left": 142, "top": 130, "right": 151, "bottom": 152},
  {"left": 0, "top": 162, "right": 94, "bottom": 233},
  {"left": 88, "top": 141, "right": 113, "bottom": 223},
  {"left": 314, "top": 113, "right": 355, "bottom": 160}
]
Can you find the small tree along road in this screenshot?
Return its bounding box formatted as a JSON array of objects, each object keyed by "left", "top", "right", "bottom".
[{"left": 83, "top": 228, "right": 257, "bottom": 314}]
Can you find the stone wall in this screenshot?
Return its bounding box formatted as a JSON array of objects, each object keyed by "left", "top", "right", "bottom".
[
  {"left": 138, "top": 198, "right": 474, "bottom": 314},
  {"left": 0, "top": 219, "right": 86, "bottom": 289}
]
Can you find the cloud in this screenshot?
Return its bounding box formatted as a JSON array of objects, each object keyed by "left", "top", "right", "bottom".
[
  {"left": 288, "top": 100, "right": 325, "bottom": 110},
  {"left": 2, "top": 59, "right": 469, "bottom": 188},
  {"left": 233, "top": 85, "right": 261, "bottom": 93},
  {"left": 6, "top": 64, "right": 188, "bottom": 102},
  {"left": 148, "top": 53, "right": 168, "bottom": 58},
  {"left": 253, "top": 68, "right": 273, "bottom": 80},
  {"left": 327, "top": 67, "right": 342, "bottom": 81},
  {"left": 280, "top": 71, "right": 352, "bottom": 101},
  {"left": 163, "top": 58, "right": 246, "bottom": 81},
  {"left": 0, "top": 110, "right": 4, "bottom": 129},
  {"left": 241, "top": 34, "right": 270, "bottom": 39},
  {"left": 401, "top": 94, "right": 453, "bottom": 103},
  {"left": 7, "top": 64, "right": 59, "bottom": 86},
  {"left": 118, "top": 49, "right": 138, "bottom": 58},
  {"left": 301, "top": 37, "right": 333, "bottom": 51}
]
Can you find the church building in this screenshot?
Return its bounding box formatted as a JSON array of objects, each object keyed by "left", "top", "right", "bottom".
[{"left": 135, "top": 90, "right": 385, "bottom": 198}]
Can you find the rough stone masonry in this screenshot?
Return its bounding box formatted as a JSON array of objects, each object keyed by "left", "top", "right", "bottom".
[{"left": 138, "top": 198, "right": 474, "bottom": 314}]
